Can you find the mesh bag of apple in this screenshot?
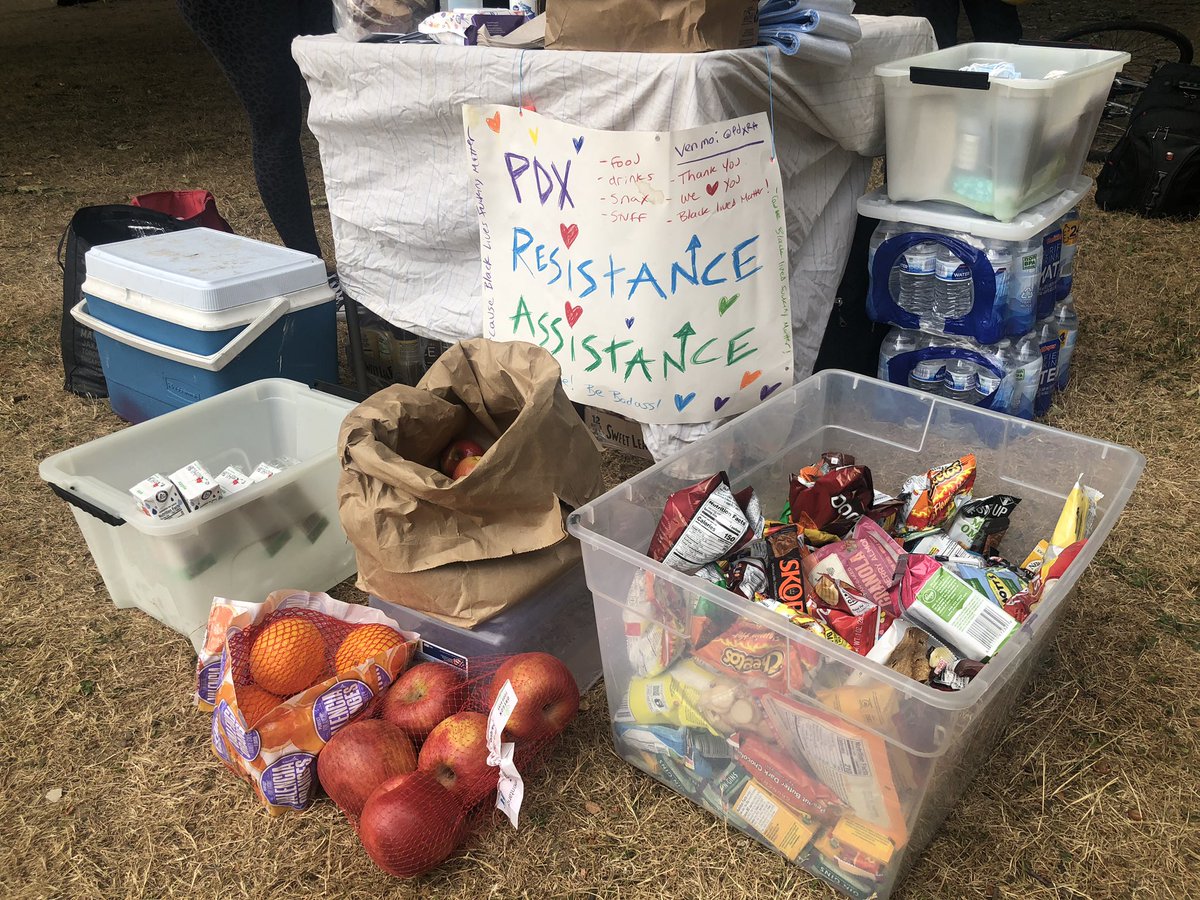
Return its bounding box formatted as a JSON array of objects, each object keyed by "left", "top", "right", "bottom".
[
  {"left": 196, "top": 591, "right": 418, "bottom": 815},
  {"left": 319, "top": 651, "right": 581, "bottom": 878}
]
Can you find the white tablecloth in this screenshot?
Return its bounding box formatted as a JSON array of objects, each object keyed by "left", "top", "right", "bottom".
[{"left": 294, "top": 19, "right": 933, "bottom": 449}]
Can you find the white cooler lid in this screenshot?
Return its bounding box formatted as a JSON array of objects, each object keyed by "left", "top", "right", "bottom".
[
  {"left": 857, "top": 176, "right": 1092, "bottom": 241},
  {"left": 83, "top": 229, "right": 328, "bottom": 312}
]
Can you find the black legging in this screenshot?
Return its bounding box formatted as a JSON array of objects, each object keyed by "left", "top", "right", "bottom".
[
  {"left": 912, "top": 0, "right": 1022, "bottom": 49},
  {"left": 178, "top": 0, "right": 332, "bottom": 259}
]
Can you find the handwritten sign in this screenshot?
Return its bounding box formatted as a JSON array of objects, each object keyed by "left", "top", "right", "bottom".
[{"left": 463, "top": 105, "right": 791, "bottom": 425}]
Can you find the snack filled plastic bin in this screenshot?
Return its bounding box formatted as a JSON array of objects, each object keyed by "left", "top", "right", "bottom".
[
  {"left": 876, "top": 43, "right": 1128, "bottom": 221},
  {"left": 39, "top": 379, "right": 359, "bottom": 652},
  {"left": 567, "top": 370, "right": 1142, "bottom": 898}
]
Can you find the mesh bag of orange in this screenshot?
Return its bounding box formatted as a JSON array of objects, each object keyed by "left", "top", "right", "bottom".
[
  {"left": 195, "top": 589, "right": 418, "bottom": 815},
  {"left": 318, "top": 651, "right": 581, "bottom": 877}
]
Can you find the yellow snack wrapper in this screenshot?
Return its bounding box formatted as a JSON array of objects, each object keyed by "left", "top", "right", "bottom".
[{"left": 731, "top": 778, "right": 820, "bottom": 861}]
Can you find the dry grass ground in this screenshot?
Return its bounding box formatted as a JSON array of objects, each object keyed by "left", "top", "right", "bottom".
[{"left": 1, "top": 1, "right": 1197, "bottom": 898}]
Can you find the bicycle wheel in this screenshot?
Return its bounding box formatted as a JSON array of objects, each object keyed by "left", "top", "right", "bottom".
[{"left": 1052, "top": 20, "right": 1195, "bottom": 159}]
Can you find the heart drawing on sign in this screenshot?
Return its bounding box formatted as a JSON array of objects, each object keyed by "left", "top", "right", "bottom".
[
  {"left": 486, "top": 112, "right": 501, "bottom": 133},
  {"left": 674, "top": 392, "right": 696, "bottom": 412},
  {"left": 564, "top": 302, "right": 583, "bottom": 327},
  {"left": 529, "top": 128, "right": 539, "bottom": 145},
  {"left": 625, "top": 317, "right": 635, "bottom": 329},
  {"left": 740, "top": 370, "right": 762, "bottom": 389},
  {"left": 572, "top": 136, "right": 585, "bottom": 153},
  {"left": 706, "top": 182, "right": 719, "bottom": 196},
  {"left": 560, "top": 223, "right": 579, "bottom": 249},
  {"left": 714, "top": 396, "right": 730, "bottom": 412},
  {"left": 760, "top": 382, "right": 783, "bottom": 401},
  {"left": 717, "top": 294, "right": 740, "bottom": 316}
]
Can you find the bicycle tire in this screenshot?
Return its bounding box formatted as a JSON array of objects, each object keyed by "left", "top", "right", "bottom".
[{"left": 1051, "top": 20, "right": 1194, "bottom": 160}]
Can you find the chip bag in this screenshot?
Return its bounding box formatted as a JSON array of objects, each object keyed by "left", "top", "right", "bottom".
[{"left": 195, "top": 590, "right": 418, "bottom": 815}]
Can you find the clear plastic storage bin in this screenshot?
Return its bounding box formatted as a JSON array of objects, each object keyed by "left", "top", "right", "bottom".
[
  {"left": 39, "top": 380, "right": 359, "bottom": 651},
  {"left": 567, "top": 370, "right": 1143, "bottom": 898},
  {"left": 876, "top": 43, "right": 1127, "bottom": 221},
  {"left": 369, "top": 563, "right": 604, "bottom": 692}
]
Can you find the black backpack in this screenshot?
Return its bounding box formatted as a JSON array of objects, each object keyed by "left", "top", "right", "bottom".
[
  {"left": 1096, "top": 62, "right": 1200, "bottom": 218},
  {"left": 58, "top": 205, "right": 200, "bottom": 397}
]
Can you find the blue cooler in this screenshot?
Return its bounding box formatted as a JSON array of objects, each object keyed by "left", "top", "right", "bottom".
[{"left": 72, "top": 229, "right": 336, "bottom": 423}]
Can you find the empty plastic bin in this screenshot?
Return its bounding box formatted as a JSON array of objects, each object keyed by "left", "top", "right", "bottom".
[
  {"left": 369, "top": 563, "right": 604, "bottom": 692},
  {"left": 73, "top": 229, "right": 337, "bottom": 423},
  {"left": 567, "top": 370, "right": 1143, "bottom": 898},
  {"left": 39, "top": 380, "right": 359, "bottom": 652},
  {"left": 876, "top": 43, "right": 1127, "bottom": 221}
]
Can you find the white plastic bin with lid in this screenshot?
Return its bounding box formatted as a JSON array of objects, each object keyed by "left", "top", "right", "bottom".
[
  {"left": 39, "top": 379, "right": 359, "bottom": 651},
  {"left": 567, "top": 370, "right": 1143, "bottom": 898},
  {"left": 73, "top": 229, "right": 337, "bottom": 424},
  {"left": 876, "top": 43, "right": 1127, "bottom": 221}
]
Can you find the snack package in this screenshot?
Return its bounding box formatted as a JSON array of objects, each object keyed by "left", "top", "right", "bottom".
[
  {"left": 805, "top": 517, "right": 904, "bottom": 613},
  {"left": 942, "top": 560, "right": 1029, "bottom": 608},
  {"left": 905, "top": 530, "right": 985, "bottom": 564},
  {"left": 898, "top": 454, "right": 977, "bottom": 533},
  {"left": 625, "top": 658, "right": 773, "bottom": 738},
  {"left": 693, "top": 620, "right": 791, "bottom": 688},
  {"left": 195, "top": 590, "right": 417, "bottom": 815},
  {"left": 808, "top": 814, "right": 897, "bottom": 888},
  {"left": 729, "top": 775, "right": 822, "bottom": 861},
  {"left": 735, "top": 734, "right": 845, "bottom": 824},
  {"left": 761, "top": 693, "right": 908, "bottom": 845},
  {"left": 129, "top": 473, "right": 187, "bottom": 520},
  {"left": 794, "top": 451, "right": 857, "bottom": 488},
  {"left": 891, "top": 554, "right": 1018, "bottom": 661},
  {"left": 926, "top": 641, "right": 986, "bottom": 691},
  {"left": 789, "top": 465, "right": 875, "bottom": 537},
  {"left": 170, "top": 461, "right": 222, "bottom": 511},
  {"left": 816, "top": 682, "right": 901, "bottom": 733},
  {"left": 614, "top": 722, "right": 730, "bottom": 781},
  {"left": 945, "top": 494, "right": 1021, "bottom": 555},
  {"left": 621, "top": 571, "right": 688, "bottom": 677},
  {"left": 1044, "top": 477, "right": 1102, "bottom": 571},
  {"left": 648, "top": 473, "right": 752, "bottom": 573}
]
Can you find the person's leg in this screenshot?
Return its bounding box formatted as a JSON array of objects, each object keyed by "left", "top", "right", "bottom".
[
  {"left": 961, "top": 0, "right": 1022, "bottom": 43},
  {"left": 177, "top": 0, "right": 325, "bottom": 258},
  {"left": 911, "top": 0, "right": 961, "bottom": 49}
]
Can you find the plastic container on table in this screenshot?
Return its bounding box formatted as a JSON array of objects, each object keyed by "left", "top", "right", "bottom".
[
  {"left": 875, "top": 43, "right": 1127, "bottom": 221},
  {"left": 369, "top": 563, "right": 604, "bottom": 692},
  {"left": 38, "top": 380, "right": 359, "bottom": 652},
  {"left": 567, "top": 370, "right": 1143, "bottom": 899},
  {"left": 72, "top": 228, "right": 337, "bottom": 423}
]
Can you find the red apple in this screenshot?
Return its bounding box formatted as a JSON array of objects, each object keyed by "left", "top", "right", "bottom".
[
  {"left": 451, "top": 455, "right": 482, "bottom": 480},
  {"left": 417, "top": 711, "right": 494, "bottom": 808},
  {"left": 440, "top": 438, "right": 485, "bottom": 477},
  {"left": 487, "top": 652, "right": 579, "bottom": 743},
  {"left": 317, "top": 718, "right": 416, "bottom": 818},
  {"left": 359, "top": 770, "right": 467, "bottom": 878},
  {"left": 380, "top": 662, "right": 467, "bottom": 742}
]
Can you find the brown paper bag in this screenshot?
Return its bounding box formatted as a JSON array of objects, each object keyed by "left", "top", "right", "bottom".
[
  {"left": 545, "top": 0, "right": 759, "bottom": 53},
  {"left": 337, "top": 339, "right": 605, "bottom": 627}
]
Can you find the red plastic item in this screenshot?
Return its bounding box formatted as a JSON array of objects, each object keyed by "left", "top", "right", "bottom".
[{"left": 130, "top": 190, "right": 233, "bottom": 232}]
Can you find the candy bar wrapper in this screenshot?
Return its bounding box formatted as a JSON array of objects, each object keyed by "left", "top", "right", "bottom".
[
  {"left": 926, "top": 641, "right": 986, "bottom": 691},
  {"left": 170, "top": 461, "right": 222, "bottom": 511},
  {"left": 648, "top": 472, "right": 752, "bottom": 573},
  {"left": 891, "top": 554, "right": 1018, "bottom": 661},
  {"left": 810, "top": 815, "right": 897, "bottom": 883},
  {"left": 945, "top": 494, "right": 1021, "bottom": 555},
  {"left": 729, "top": 776, "right": 822, "bottom": 861},
  {"left": 765, "top": 524, "right": 807, "bottom": 608},
  {"left": 760, "top": 693, "right": 908, "bottom": 844},
  {"left": 899, "top": 454, "right": 976, "bottom": 533},
  {"left": 735, "top": 734, "right": 845, "bottom": 824},
  {"left": 129, "top": 473, "right": 187, "bottom": 520},
  {"left": 1045, "top": 477, "right": 1102, "bottom": 571},
  {"left": 789, "top": 465, "right": 875, "bottom": 537}
]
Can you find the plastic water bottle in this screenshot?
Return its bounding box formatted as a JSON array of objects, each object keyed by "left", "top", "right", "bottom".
[
  {"left": 877, "top": 327, "right": 919, "bottom": 383},
  {"left": 1054, "top": 295, "right": 1079, "bottom": 391},
  {"left": 934, "top": 245, "right": 973, "bottom": 320},
  {"left": 1037, "top": 221, "right": 1063, "bottom": 321},
  {"left": 868, "top": 221, "right": 905, "bottom": 305},
  {"left": 1057, "top": 207, "right": 1081, "bottom": 302},
  {"left": 909, "top": 358, "right": 943, "bottom": 395},
  {"left": 1033, "top": 316, "right": 1061, "bottom": 417},
  {"left": 978, "top": 338, "right": 1014, "bottom": 410},
  {"left": 1008, "top": 236, "right": 1042, "bottom": 335},
  {"left": 1010, "top": 333, "right": 1043, "bottom": 419},
  {"left": 898, "top": 241, "right": 938, "bottom": 317},
  {"left": 941, "top": 358, "right": 979, "bottom": 405},
  {"left": 984, "top": 239, "right": 1012, "bottom": 322}
]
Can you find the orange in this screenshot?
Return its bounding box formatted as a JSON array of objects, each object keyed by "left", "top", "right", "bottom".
[
  {"left": 335, "top": 623, "right": 407, "bottom": 674},
  {"left": 248, "top": 617, "right": 327, "bottom": 697},
  {"left": 236, "top": 684, "right": 282, "bottom": 728}
]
